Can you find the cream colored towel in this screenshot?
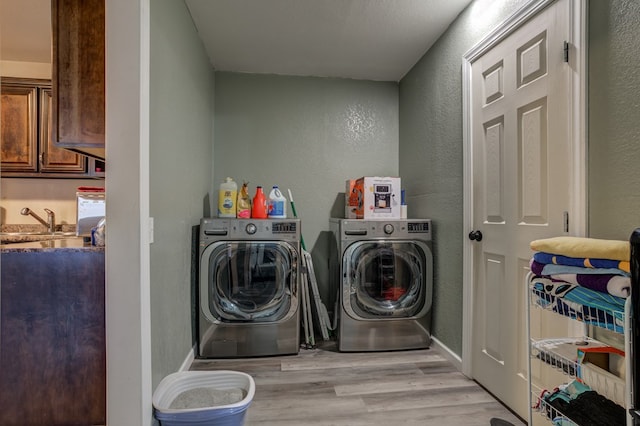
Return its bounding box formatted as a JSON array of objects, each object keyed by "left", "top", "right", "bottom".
[{"left": 530, "top": 236, "right": 630, "bottom": 262}]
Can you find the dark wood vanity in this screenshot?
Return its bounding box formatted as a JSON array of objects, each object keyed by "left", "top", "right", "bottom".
[{"left": 0, "top": 241, "right": 105, "bottom": 426}]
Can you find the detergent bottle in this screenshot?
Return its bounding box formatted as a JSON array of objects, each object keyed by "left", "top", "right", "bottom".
[
  {"left": 268, "top": 185, "right": 287, "bottom": 219},
  {"left": 251, "top": 186, "right": 268, "bottom": 219},
  {"left": 237, "top": 181, "right": 251, "bottom": 218},
  {"left": 217, "top": 177, "right": 237, "bottom": 218}
]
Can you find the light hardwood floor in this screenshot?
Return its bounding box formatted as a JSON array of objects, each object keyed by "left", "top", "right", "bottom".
[{"left": 190, "top": 342, "right": 525, "bottom": 425}]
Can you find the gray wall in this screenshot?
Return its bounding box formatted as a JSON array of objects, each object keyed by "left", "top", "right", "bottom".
[
  {"left": 588, "top": 0, "right": 640, "bottom": 240},
  {"left": 213, "top": 72, "right": 399, "bottom": 303},
  {"left": 149, "top": 0, "right": 214, "bottom": 388},
  {"left": 398, "top": 0, "right": 526, "bottom": 355}
]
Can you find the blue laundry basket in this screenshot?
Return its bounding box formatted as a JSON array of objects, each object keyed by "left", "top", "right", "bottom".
[{"left": 153, "top": 370, "right": 255, "bottom": 426}]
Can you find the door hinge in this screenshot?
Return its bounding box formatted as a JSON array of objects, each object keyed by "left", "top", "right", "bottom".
[
  {"left": 564, "top": 211, "right": 569, "bottom": 233},
  {"left": 563, "top": 41, "right": 569, "bottom": 63}
]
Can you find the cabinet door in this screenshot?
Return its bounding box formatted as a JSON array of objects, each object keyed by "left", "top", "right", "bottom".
[
  {"left": 0, "top": 251, "right": 106, "bottom": 425},
  {"left": 39, "top": 88, "right": 86, "bottom": 173},
  {"left": 0, "top": 84, "right": 38, "bottom": 172},
  {"left": 51, "top": 0, "right": 105, "bottom": 160}
]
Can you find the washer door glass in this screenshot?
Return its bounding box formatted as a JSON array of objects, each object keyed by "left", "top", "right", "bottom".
[
  {"left": 344, "top": 241, "right": 429, "bottom": 319},
  {"left": 206, "top": 241, "right": 297, "bottom": 322}
]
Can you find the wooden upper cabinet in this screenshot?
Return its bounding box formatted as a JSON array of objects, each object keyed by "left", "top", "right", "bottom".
[
  {"left": 1, "top": 78, "right": 87, "bottom": 177},
  {"left": 39, "top": 87, "right": 86, "bottom": 173},
  {"left": 51, "top": 0, "right": 105, "bottom": 161},
  {"left": 0, "top": 83, "right": 38, "bottom": 172}
]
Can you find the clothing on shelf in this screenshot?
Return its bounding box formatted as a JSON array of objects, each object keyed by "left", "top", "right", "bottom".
[{"left": 527, "top": 235, "right": 631, "bottom": 426}]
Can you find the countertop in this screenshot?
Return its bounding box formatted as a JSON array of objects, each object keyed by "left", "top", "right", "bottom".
[
  {"left": 1, "top": 223, "right": 77, "bottom": 234},
  {"left": 0, "top": 224, "right": 104, "bottom": 252},
  {"left": 1, "top": 236, "right": 104, "bottom": 252}
]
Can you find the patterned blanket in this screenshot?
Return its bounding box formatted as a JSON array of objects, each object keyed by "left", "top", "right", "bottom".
[
  {"left": 529, "top": 260, "right": 630, "bottom": 298},
  {"left": 530, "top": 277, "right": 625, "bottom": 333}
]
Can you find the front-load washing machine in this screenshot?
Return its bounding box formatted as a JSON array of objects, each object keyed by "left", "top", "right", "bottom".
[
  {"left": 198, "top": 218, "right": 301, "bottom": 358},
  {"left": 330, "top": 219, "right": 433, "bottom": 352}
]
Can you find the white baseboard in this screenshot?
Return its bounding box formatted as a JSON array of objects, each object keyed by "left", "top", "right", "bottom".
[
  {"left": 431, "top": 336, "right": 463, "bottom": 373},
  {"left": 179, "top": 345, "right": 196, "bottom": 372}
]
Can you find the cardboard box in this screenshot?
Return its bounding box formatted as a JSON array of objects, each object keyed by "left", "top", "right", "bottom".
[
  {"left": 345, "top": 179, "right": 358, "bottom": 218},
  {"left": 577, "top": 345, "right": 626, "bottom": 379},
  {"left": 353, "top": 177, "right": 401, "bottom": 219}
]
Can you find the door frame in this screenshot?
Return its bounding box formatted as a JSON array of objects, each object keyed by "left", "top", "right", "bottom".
[{"left": 461, "top": 0, "right": 588, "bottom": 377}]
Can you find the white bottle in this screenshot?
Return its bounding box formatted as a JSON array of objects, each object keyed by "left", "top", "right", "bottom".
[
  {"left": 268, "top": 185, "right": 287, "bottom": 219},
  {"left": 218, "top": 177, "right": 238, "bottom": 218}
]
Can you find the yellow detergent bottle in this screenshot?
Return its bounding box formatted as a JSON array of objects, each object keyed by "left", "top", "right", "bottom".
[{"left": 218, "top": 177, "right": 237, "bottom": 218}]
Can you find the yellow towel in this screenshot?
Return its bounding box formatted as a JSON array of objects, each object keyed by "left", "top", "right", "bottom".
[{"left": 530, "top": 236, "right": 630, "bottom": 262}]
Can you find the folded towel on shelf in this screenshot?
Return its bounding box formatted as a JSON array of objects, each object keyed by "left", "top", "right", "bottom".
[
  {"left": 529, "top": 260, "right": 631, "bottom": 298},
  {"left": 543, "top": 385, "right": 626, "bottom": 426},
  {"left": 532, "top": 276, "right": 577, "bottom": 298},
  {"left": 530, "top": 236, "right": 629, "bottom": 262},
  {"left": 554, "top": 274, "right": 630, "bottom": 299},
  {"left": 561, "top": 286, "right": 625, "bottom": 322},
  {"left": 539, "top": 293, "right": 624, "bottom": 334},
  {"left": 533, "top": 252, "right": 630, "bottom": 273},
  {"left": 529, "top": 259, "right": 630, "bottom": 277},
  {"left": 530, "top": 278, "right": 625, "bottom": 333}
]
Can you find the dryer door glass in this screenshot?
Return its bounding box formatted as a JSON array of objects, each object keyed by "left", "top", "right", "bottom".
[
  {"left": 344, "top": 241, "right": 428, "bottom": 319},
  {"left": 207, "top": 241, "right": 297, "bottom": 322}
]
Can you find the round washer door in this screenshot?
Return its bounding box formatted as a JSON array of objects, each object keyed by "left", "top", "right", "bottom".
[
  {"left": 200, "top": 241, "right": 298, "bottom": 323},
  {"left": 342, "top": 240, "right": 432, "bottom": 320}
]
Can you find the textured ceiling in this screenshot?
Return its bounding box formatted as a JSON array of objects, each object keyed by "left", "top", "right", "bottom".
[
  {"left": 0, "top": 0, "right": 473, "bottom": 82},
  {"left": 185, "top": 0, "right": 473, "bottom": 81}
]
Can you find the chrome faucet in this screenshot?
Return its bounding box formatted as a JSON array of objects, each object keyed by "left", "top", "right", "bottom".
[{"left": 20, "top": 207, "right": 56, "bottom": 233}]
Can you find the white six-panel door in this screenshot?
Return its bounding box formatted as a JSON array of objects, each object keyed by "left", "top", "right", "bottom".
[{"left": 468, "top": 0, "right": 575, "bottom": 418}]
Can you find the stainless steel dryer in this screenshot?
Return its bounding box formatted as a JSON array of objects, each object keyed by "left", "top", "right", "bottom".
[
  {"left": 330, "top": 219, "right": 433, "bottom": 352},
  {"left": 198, "top": 218, "right": 301, "bottom": 357}
]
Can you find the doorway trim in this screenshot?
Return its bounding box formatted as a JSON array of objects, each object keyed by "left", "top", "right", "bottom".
[{"left": 460, "top": 0, "right": 587, "bottom": 377}]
